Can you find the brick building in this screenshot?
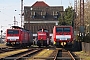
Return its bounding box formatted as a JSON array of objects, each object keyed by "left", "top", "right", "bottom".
[{"left": 24, "top": 1, "right": 64, "bottom": 36}]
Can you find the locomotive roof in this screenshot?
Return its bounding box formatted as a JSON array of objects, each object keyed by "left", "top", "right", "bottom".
[
  {"left": 38, "top": 29, "right": 48, "bottom": 31},
  {"left": 11, "top": 26, "right": 30, "bottom": 31},
  {"left": 54, "top": 25, "right": 73, "bottom": 27},
  {"left": 12, "top": 26, "right": 23, "bottom": 29},
  {"left": 38, "top": 28, "right": 49, "bottom": 32}
]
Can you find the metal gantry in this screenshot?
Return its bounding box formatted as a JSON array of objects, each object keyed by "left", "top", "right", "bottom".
[
  {"left": 79, "top": 0, "right": 84, "bottom": 36},
  {"left": 21, "top": 0, "right": 24, "bottom": 28},
  {"left": 74, "top": 0, "right": 77, "bottom": 30},
  {"left": 74, "top": 0, "right": 84, "bottom": 34},
  {"left": 80, "top": 0, "right": 84, "bottom": 27}
]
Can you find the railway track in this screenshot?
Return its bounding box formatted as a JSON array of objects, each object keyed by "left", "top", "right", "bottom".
[
  {"left": 0, "top": 46, "right": 80, "bottom": 60},
  {"left": 30, "top": 48, "right": 55, "bottom": 60},
  {"left": 0, "top": 47, "right": 20, "bottom": 53},
  {"left": 29, "top": 48, "right": 80, "bottom": 60},
  {"left": 0, "top": 48, "right": 43, "bottom": 60},
  {"left": 55, "top": 48, "right": 80, "bottom": 60}
]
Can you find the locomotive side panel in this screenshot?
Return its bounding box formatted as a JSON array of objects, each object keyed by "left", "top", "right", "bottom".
[{"left": 6, "top": 26, "right": 33, "bottom": 47}]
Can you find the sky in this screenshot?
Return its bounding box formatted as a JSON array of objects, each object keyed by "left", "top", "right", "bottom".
[{"left": 0, "top": 0, "right": 74, "bottom": 34}]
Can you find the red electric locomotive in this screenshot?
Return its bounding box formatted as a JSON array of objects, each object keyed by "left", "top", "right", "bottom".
[
  {"left": 53, "top": 26, "right": 74, "bottom": 47},
  {"left": 6, "top": 26, "right": 33, "bottom": 47},
  {"left": 37, "top": 29, "right": 50, "bottom": 47}
]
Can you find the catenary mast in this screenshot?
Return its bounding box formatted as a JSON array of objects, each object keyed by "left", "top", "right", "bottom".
[
  {"left": 21, "top": 0, "right": 23, "bottom": 28},
  {"left": 80, "top": 0, "right": 84, "bottom": 27},
  {"left": 74, "top": 0, "right": 77, "bottom": 30}
]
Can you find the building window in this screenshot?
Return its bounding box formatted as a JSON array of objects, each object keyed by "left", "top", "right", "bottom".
[
  {"left": 54, "top": 16, "right": 57, "bottom": 18},
  {"left": 31, "top": 11, "right": 36, "bottom": 18},
  {"left": 32, "top": 16, "right": 34, "bottom": 18},
  {"left": 53, "top": 11, "right": 54, "bottom": 16},
  {"left": 43, "top": 16, "right": 45, "bottom": 18},
  {"left": 41, "top": 12, "right": 43, "bottom": 16},
  {"left": 31, "top": 11, "right": 36, "bottom": 16},
  {"left": 53, "top": 11, "right": 58, "bottom": 16}
]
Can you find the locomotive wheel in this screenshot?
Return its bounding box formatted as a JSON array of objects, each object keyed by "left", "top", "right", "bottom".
[
  {"left": 39, "top": 45, "right": 41, "bottom": 47},
  {"left": 38, "top": 43, "right": 41, "bottom": 47},
  {"left": 37, "top": 41, "right": 41, "bottom": 47},
  {"left": 6, "top": 42, "right": 12, "bottom": 46}
]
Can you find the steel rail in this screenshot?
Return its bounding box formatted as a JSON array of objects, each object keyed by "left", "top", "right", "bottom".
[{"left": 68, "top": 51, "right": 75, "bottom": 60}]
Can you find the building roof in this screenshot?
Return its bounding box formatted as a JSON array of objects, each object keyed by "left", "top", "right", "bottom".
[{"left": 31, "top": 1, "right": 49, "bottom": 7}]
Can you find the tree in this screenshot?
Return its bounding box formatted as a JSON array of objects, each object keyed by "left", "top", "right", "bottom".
[
  {"left": 77, "top": 0, "right": 90, "bottom": 33},
  {"left": 58, "top": 6, "right": 75, "bottom": 26},
  {"left": 76, "top": 0, "right": 90, "bottom": 42},
  {"left": 84, "top": 0, "right": 90, "bottom": 33},
  {"left": 64, "top": 6, "right": 74, "bottom": 26}
]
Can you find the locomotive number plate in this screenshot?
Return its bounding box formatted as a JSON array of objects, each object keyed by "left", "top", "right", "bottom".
[
  {"left": 10, "top": 39, "right": 16, "bottom": 41},
  {"left": 61, "top": 38, "right": 67, "bottom": 40}
]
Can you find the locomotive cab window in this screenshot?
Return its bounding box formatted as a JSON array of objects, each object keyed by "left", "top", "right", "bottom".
[
  {"left": 63, "top": 27, "right": 70, "bottom": 32},
  {"left": 56, "top": 27, "right": 63, "bottom": 32},
  {"left": 7, "top": 30, "right": 19, "bottom": 34},
  {"left": 44, "top": 30, "right": 48, "bottom": 32},
  {"left": 56, "top": 27, "right": 70, "bottom": 32},
  {"left": 38, "top": 29, "right": 43, "bottom": 32}
]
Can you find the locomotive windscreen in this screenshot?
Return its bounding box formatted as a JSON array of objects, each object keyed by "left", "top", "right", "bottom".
[
  {"left": 63, "top": 28, "right": 70, "bottom": 32},
  {"left": 7, "top": 30, "right": 19, "bottom": 34},
  {"left": 38, "top": 29, "right": 48, "bottom": 32},
  {"left": 56, "top": 27, "right": 70, "bottom": 32}
]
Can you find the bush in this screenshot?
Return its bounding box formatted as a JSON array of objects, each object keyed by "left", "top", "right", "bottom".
[
  {"left": 76, "top": 33, "right": 90, "bottom": 43},
  {"left": 83, "top": 33, "right": 90, "bottom": 43}
]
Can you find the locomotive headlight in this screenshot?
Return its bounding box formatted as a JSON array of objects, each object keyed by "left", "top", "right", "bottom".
[{"left": 54, "top": 41, "right": 56, "bottom": 44}]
